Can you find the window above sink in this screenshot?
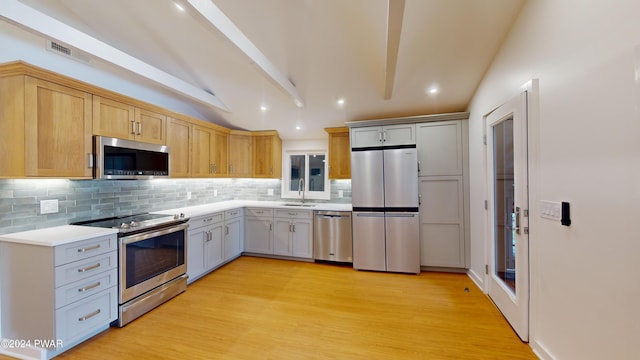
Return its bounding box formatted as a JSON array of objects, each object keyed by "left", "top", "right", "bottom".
[{"left": 282, "top": 151, "right": 330, "bottom": 201}]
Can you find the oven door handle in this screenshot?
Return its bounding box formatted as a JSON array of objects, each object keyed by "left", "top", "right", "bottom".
[{"left": 119, "top": 222, "right": 189, "bottom": 244}]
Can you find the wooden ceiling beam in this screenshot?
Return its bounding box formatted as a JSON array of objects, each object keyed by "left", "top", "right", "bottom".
[
  {"left": 384, "top": 0, "right": 405, "bottom": 100},
  {"left": 187, "top": 0, "right": 305, "bottom": 108},
  {"left": 0, "top": 0, "right": 231, "bottom": 112}
]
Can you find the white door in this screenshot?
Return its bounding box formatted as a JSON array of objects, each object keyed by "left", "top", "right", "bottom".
[{"left": 486, "top": 91, "right": 529, "bottom": 341}]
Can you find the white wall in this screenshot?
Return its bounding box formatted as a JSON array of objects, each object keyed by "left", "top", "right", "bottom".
[{"left": 467, "top": 0, "right": 640, "bottom": 359}]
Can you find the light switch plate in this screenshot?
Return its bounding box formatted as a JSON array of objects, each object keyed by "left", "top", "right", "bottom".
[
  {"left": 40, "top": 199, "right": 59, "bottom": 214},
  {"left": 338, "top": 190, "right": 344, "bottom": 198},
  {"left": 187, "top": 191, "right": 192, "bottom": 200},
  {"left": 540, "top": 200, "right": 561, "bottom": 220},
  {"left": 213, "top": 189, "right": 218, "bottom": 197},
  {"left": 267, "top": 189, "right": 274, "bottom": 196}
]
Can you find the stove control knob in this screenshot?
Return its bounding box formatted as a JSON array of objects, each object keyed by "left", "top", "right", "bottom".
[
  {"left": 180, "top": 213, "right": 186, "bottom": 219},
  {"left": 130, "top": 221, "right": 139, "bottom": 227},
  {"left": 174, "top": 214, "right": 179, "bottom": 219},
  {"left": 120, "top": 222, "right": 130, "bottom": 229}
]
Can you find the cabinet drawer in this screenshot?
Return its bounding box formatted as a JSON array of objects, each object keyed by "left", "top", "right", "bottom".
[
  {"left": 275, "top": 209, "right": 312, "bottom": 219},
  {"left": 246, "top": 208, "right": 273, "bottom": 217},
  {"left": 225, "top": 208, "right": 243, "bottom": 220},
  {"left": 54, "top": 234, "right": 117, "bottom": 266},
  {"left": 190, "top": 212, "right": 224, "bottom": 229},
  {"left": 55, "top": 252, "right": 117, "bottom": 287},
  {"left": 55, "top": 268, "right": 118, "bottom": 309},
  {"left": 55, "top": 287, "right": 117, "bottom": 346}
]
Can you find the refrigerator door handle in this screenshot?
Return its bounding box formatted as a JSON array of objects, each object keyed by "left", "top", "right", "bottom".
[
  {"left": 385, "top": 213, "right": 417, "bottom": 218},
  {"left": 356, "top": 213, "right": 385, "bottom": 218}
]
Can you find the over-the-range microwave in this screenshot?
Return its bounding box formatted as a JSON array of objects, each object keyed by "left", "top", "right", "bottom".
[{"left": 94, "top": 135, "right": 170, "bottom": 179}]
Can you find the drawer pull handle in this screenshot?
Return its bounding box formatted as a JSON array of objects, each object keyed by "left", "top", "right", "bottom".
[
  {"left": 77, "top": 263, "right": 101, "bottom": 273},
  {"left": 78, "top": 309, "right": 101, "bottom": 322},
  {"left": 78, "top": 281, "right": 101, "bottom": 293},
  {"left": 77, "top": 244, "right": 100, "bottom": 253},
  {"left": 288, "top": 212, "right": 297, "bottom": 216}
]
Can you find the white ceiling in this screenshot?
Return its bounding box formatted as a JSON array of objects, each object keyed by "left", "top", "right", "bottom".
[{"left": 14, "top": 0, "right": 525, "bottom": 140}]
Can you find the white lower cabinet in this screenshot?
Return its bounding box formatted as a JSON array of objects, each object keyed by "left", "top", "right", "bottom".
[
  {"left": 418, "top": 176, "right": 466, "bottom": 268},
  {"left": 274, "top": 210, "right": 313, "bottom": 259},
  {"left": 186, "top": 208, "right": 244, "bottom": 283},
  {"left": 223, "top": 209, "right": 243, "bottom": 261},
  {"left": 0, "top": 232, "right": 118, "bottom": 359},
  {"left": 244, "top": 208, "right": 274, "bottom": 254},
  {"left": 187, "top": 211, "right": 232, "bottom": 283}
]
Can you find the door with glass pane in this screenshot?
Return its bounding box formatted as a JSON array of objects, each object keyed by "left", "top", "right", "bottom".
[{"left": 486, "top": 91, "right": 529, "bottom": 341}]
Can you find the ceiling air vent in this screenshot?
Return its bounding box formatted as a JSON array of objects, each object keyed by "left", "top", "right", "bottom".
[{"left": 46, "top": 40, "right": 91, "bottom": 64}]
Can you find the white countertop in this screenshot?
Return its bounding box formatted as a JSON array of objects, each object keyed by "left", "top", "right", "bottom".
[
  {"left": 0, "top": 225, "right": 118, "bottom": 247},
  {"left": 154, "top": 200, "right": 352, "bottom": 219}
]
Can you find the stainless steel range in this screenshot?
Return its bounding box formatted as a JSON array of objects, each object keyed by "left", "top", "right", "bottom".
[{"left": 73, "top": 213, "right": 189, "bottom": 326}]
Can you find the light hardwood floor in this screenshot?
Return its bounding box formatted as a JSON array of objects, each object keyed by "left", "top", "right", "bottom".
[{"left": 3, "top": 256, "right": 536, "bottom": 359}]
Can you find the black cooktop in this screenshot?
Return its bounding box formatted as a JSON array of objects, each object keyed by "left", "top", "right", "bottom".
[{"left": 72, "top": 213, "right": 187, "bottom": 233}]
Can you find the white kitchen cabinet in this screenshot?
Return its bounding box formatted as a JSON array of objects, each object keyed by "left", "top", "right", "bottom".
[
  {"left": 223, "top": 208, "right": 243, "bottom": 261},
  {"left": 418, "top": 176, "right": 465, "bottom": 268},
  {"left": 186, "top": 212, "right": 224, "bottom": 283},
  {"left": 244, "top": 208, "right": 274, "bottom": 254},
  {"left": 417, "top": 120, "right": 463, "bottom": 176},
  {"left": 416, "top": 119, "right": 469, "bottom": 269},
  {"left": 0, "top": 231, "right": 118, "bottom": 359},
  {"left": 273, "top": 210, "right": 313, "bottom": 259},
  {"left": 350, "top": 124, "right": 416, "bottom": 148}
]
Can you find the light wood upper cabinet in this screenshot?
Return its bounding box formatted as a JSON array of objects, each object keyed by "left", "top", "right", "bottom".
[
  {"left": 252, "top": 131, "right": 282, "bottom": 178},
  {"left": 213, "top": 130, "right": 229, "bottom": 178},
  {"left": 92, "top": 96, "right": 135, "bottom": 139},
  {"left": 134, "top": 108, "right": 166, "bottom": 145},
  {"left": 191, "top": 124, "right": 229, "bottom": 178},
  {"left": 229, "top": 130, "right": 252, "bottom": 178},
  {"left": 24, "top": 77, "right": 93, "bottom": 178},
  {"left": 325, "top": 127, "right": 351, "bottom": 179},
  {"left": 93, "top": 96, "right": 166, "bottom": 145},
  {"left": 167, "top": 117, "right": 192, "bottom": 178},
  {"left": 0, "top": 75, "right": 26, "bottom": 177}
]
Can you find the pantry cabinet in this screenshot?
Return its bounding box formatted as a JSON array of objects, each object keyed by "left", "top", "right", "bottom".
[
  {"left": 417, "top": 119, "right": 469, "bottom": 269},
  {"left": 325, "top": 127, "right": 351, "bottom": 179},
  {"left": 24, "top": 77, "right": 93, "bottom": 178},
  {"left": 252, "top": 131, "right": 282, "bottom": 178}
]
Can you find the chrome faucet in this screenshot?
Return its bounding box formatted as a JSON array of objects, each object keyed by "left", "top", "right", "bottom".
[{"left": 298, "top": 178, "right": 305, "bottom": 203}]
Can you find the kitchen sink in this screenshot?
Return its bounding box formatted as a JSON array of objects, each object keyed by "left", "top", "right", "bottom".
[{"left": 283, "top": 203, "right": 316, "bottom": 207}]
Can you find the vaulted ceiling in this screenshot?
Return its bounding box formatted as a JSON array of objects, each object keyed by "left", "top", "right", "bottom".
[{"left": 7, "top": 0, "right": 525, "bottom": 139}]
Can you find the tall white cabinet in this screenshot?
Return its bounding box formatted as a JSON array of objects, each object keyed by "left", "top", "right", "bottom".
[{"left": 417, "top": 120, "right": 470, "bottom": 268}]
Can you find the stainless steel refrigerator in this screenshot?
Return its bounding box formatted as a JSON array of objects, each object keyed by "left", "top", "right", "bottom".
[{"left": 351, "top": 146, "right": 420, "bottom": 274}]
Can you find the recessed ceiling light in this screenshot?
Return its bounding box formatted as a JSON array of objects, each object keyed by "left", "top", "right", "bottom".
[
  {"left": 427, "top": 86, "right": 439, "bottom": 95},
  {"left": 260, "top": 105, "right": 268, "bottom": 112},
  {"left": 174, "top": 2, "right": 185, "bottom": 11},
  {"left": 295, "top": 126, "right": 301, "bottom": 130},
  {"left": 337, "top": 98, "right": 345, "bottom": 106}
]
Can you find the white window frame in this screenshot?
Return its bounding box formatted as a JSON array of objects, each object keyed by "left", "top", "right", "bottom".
[{"left": 281, "top": 150, "right": 330, "bottom": 200}]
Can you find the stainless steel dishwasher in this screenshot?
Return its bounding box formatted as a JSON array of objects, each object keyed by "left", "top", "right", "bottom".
[{"left": 314, "top": 211, "right": 353, "bottom": 263}]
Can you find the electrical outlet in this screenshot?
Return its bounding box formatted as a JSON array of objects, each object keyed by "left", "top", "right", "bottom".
[
  {"left": 40, "top": 199, "right": 59, "bottom": 214},
  {"left": 214, "top": 189, "right": 218, "bottom": 197},
  {"left": 338, "top": 190, "right": 344, "bottom": 198},
  {"left": 268, "top": 189, "right": 274, "bottom": 196},
  {"left": 187, "top": 191, "right": 191, "bottom": 200}
]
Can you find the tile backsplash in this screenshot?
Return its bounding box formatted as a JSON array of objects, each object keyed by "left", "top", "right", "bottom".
[{"left": 0, "top": 178, "right": 351, "bottom": 235}]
